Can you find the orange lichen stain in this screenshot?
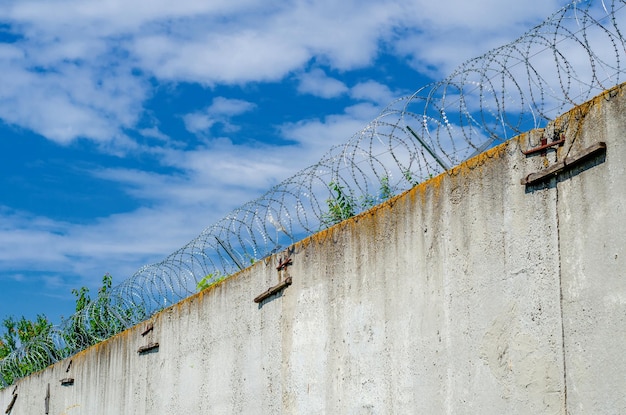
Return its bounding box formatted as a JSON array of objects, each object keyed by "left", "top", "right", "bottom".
[
  {"left": 290, "top": 137, "right": 512, "bottom": 248},
  {"left": 562, "top": 100, "right": 594, "bottom": 135},
  {"left": 450, "top": 141, "right": 509, "bottom": 179},
  {"left": 292, "top": 190, "right": 407, "bottom": 251},
  {"left": 405, "top": 132, "right": 531, "bottom": 208},
  {"left": 555, "top": 83, "right": 624, "bottom": 137},
  {"left": 307, "top": 225, "right": 338, "bottom": 246},
  {"left": 158, "top": 265, "right": 249, "bottom": 314},
  {"left": 64, "top": 343, "right": 98, "bottom": 366}
]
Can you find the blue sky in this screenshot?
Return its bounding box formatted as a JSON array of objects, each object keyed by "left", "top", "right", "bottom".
[{"left": 0, "top": 0, "right": 567, "bottom": 323}]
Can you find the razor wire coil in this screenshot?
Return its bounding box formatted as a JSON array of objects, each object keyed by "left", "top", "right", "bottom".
[{"left": 2, "top": 0, "right": 625, "bottom": 388}]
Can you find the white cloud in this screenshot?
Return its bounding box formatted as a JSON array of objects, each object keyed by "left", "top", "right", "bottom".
[
  {"left": 139, "top": 127, "right": 171, "bottom": 142},
  {"left": 127, "top": 0, "right": 403, "bottom": 84},
  {"left": 0, "top": 44, "right": 23, "bottom": 60},
  {"left": 183, "top": 113, "right": 217, "bottom": 135},
  {"left": 132, "top": 31, "right": 312, "bottom": 85},
  {"left": 297, "top": 68, "right": 349, "bottom": 99},
  {"left": 350, "top": 81, "right": 397, "bottom": 105},
  {"left": 0, "top": 48, "right": 146, "bottom": 145},
  {"left": 2, "top": 0, "right": 258, "bottom": 37},
  {"left": 183, "top": 97, "right": 256, "bottom": 134},
  {"left": 280, "top": 102, "right": 383, "bottom": 151},
  {"left": 208, "top": 97, "right": 256, "bottom": 117},
  {"left": 0, "top": 205, "right": 203, "bottom": 288}
]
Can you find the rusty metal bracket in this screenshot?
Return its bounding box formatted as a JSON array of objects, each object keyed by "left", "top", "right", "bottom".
[
  {"left": 522, "top": 133, "right": 566, "bottom": 155},
  {"left": 255, "top": 255, "right": 293, "bottom": 303},
  {"left": 276, "top": 257, "right": 292, "bottom": 271},
  {"left": 137, "top": 342, "right": 159, "bottom": 354},
  {"left": 5, "top": 393, "right": 17, "bottom": 414},
  {"left": 141, "top": 322, "right": 154, "bottom": 336},
  {"left": 521, "top": 142, "right": 606, "bottom": 185},
  {"left": 254, "top": 277, "right": 292, "bottom": 303}
]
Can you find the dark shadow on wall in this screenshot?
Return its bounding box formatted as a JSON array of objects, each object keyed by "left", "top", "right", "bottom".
[{"left": 257, "top": 289, "right": 284, "bottom": 310}]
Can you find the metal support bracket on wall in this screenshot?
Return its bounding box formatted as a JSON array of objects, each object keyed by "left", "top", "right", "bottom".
[
  {"left": 522, "top": 133, "right": 566, "bottom": 155},
  {"left": 138, "top": 321, "right": 159, "bottom": 354},
  {"left": 254, "top": 255, "right": 293, "bottom": 303},
  {"left": 521, "top": 142, "right": 606, "bottom": 186},
  {"left": 4, "top": 393, "right": 17, "bottom": 414}
]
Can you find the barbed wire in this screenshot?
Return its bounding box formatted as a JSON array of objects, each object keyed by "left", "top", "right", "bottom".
[{"left": 2, "top": 0, "right": 625, "bottom": 387}]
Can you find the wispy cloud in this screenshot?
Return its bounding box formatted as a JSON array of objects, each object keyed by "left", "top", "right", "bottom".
[
  {"left": 183, "top": 97, "right": 257, "bottom": 135},
  {"left": 0, "top": 48, "right": 146, "bottom": 146}
]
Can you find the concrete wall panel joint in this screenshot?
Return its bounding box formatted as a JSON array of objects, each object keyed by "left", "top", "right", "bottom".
[{"left": 44, "top": 383, "right": 49, "bottom": 414}]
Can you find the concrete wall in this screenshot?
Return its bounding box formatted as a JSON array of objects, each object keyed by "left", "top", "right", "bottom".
[{"left": 2, "top": 86, "right": 625, "bottom": 414}]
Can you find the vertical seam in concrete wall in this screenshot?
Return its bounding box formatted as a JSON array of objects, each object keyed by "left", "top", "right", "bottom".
[{"left": 555, "top": 178, "right": 569, "bottom": 414}]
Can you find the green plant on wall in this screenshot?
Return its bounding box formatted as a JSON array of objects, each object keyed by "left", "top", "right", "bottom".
[
  {"left": 402, "top": 168, "right": 420, "bottom": 187},
  {"left": 0, "top": 315, "right": 52, "bottom": 359},
  {"left": 360, "top": 175, "right": 394, "bottom": 209},
  {"left": 0, "top": 274, "right": 149, "bottom": 388},
  {"left": 321, "top": 181, "right": 356, "bottom": 227},
  {"left": 196, "top": 271, "right": 226, "bottom": 291},
  {"left": 379, "top": 176, "right": 393, "bottom": 201},
  {"left": 322, "top": 177, "right": 399, "bottom": 226},
  {"left": 0, "top": 314, "right": 55, "bottom": 386},
  {"left": 61, "top": 274, "right": 146, "bottom": 353}
]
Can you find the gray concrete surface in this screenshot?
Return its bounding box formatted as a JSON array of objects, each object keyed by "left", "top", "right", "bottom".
[{"left": 1, "top": 85, "right": 625, "bottom": 414}]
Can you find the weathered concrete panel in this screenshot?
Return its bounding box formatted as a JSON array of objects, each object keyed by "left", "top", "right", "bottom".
[
  {"left": 1, "top": 86, "right": 625, "bottom": 414},
  {"left": 556, "top": 89, "right": 626, "bottom": 414}
]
